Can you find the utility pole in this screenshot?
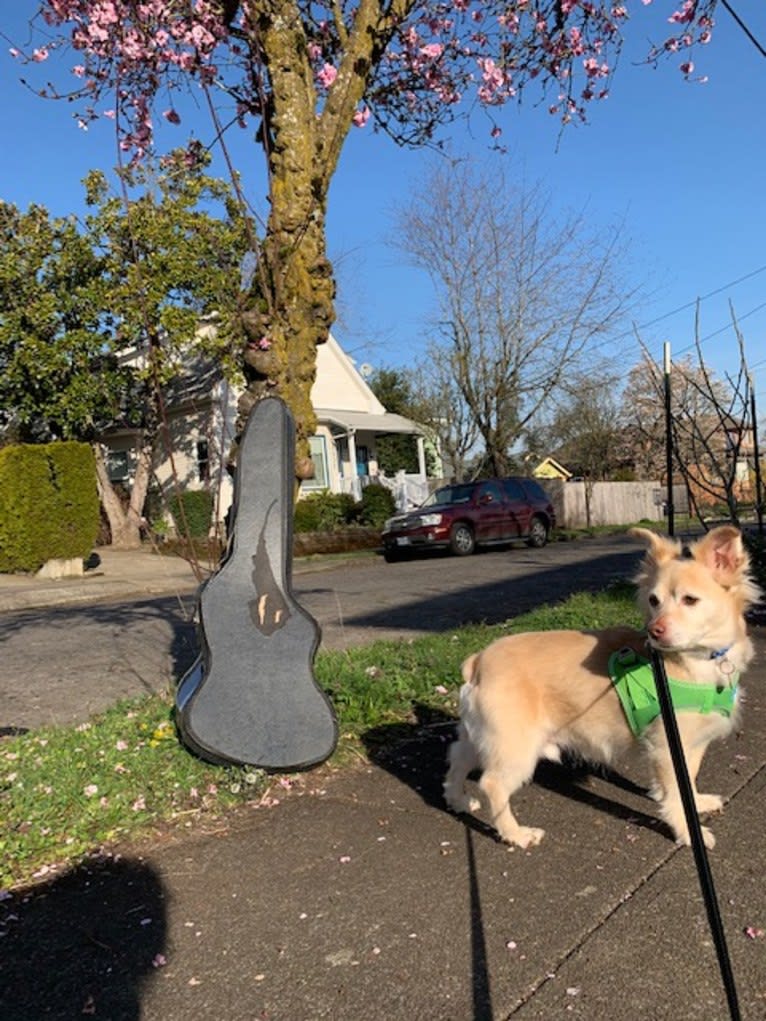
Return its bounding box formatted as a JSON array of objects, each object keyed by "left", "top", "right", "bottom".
[
  {"left": 664, "top": 342, "right": 675, "bottom": 537},
  {"left": 750, "top": 373, "right": 764, "bottom": 536}
]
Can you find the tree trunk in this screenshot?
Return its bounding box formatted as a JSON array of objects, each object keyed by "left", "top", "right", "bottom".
[
  {"left": 93, "top": 442, "right": 150, "bottom": 549},
  {"left": 235, "top": 1, "right": 388, "bottom": 481}
]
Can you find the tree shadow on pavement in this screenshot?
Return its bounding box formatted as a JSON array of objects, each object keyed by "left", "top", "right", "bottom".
[{"left": 0, "top": 857, "right": 167, "bottom": 1021}]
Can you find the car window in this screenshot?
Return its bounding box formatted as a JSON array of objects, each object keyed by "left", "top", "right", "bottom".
[
  {"left": 422, "top": 484, "right": 476, "bottom": 507},
  {"left": 478, "top": 482, "right": 504, "bottom": 503},
  {"left": 520, "top": 479, "right": 548, "bottom": 501},
  {"left": 502, "top": 479, "right": 525, "bottom": 501}
]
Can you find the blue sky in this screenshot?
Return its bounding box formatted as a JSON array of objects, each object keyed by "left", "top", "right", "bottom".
[{"left": 1, "top": 3, "right": 765, "bottom": 406}]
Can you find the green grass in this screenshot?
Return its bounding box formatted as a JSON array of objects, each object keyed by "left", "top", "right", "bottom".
[{"left": 0, "top": 585, "right": 641, "bottom": 891}]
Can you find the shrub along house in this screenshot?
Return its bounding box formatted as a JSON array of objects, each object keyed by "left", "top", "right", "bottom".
[{"left": 100, "top": 333, "right": 435, "bottom": 535}]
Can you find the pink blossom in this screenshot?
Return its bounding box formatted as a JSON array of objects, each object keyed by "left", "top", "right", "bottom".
[
  {"left": 163, "top": 108, "right": 181, "bottom": 124},
  {"left": 668, "top": 1, "right": 696, "bottom": 24},
  {"left": 316, "top": 63, "right": 338, "bottom": 89},
  {"left": 32, "top": 47, "right": 49, "bottom": 62},
  {"left": 679, "top": 60, "right": 694, "bottom": 75},
  {"left": 352, "top": 106, "right": 370, "bottom": 128}
]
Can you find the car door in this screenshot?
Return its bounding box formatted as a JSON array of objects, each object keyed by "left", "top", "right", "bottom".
[
  {"left": 499, "top": 479, "right": 527, "bottom": 539},
  {"left": 473, "top": 481, "right": 507, "bottom": 541}
]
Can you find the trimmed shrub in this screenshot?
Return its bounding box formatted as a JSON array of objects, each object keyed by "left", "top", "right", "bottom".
[
  {"left": 49, "top": 442, "right": 101, "bottom": 558},
  {"left": 294, "top": 489, "right": 357, "bottom": 533},
  {"left": 0, "top": 442, "right": 99, "bottom": 573},
  {"left": 168, "top": 489, "right": 214, "bottom": 539},
  {"left": 358, "top": 483, "right": 396, "bottom": 527}
]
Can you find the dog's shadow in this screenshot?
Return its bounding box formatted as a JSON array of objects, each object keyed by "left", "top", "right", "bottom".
[{"left": 362, "top": 702, "right": 663, "bottom": 841}]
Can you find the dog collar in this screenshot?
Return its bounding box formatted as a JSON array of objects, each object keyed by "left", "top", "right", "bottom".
[
  {"left": 709, "top": 645, "right": 733, "bottom": 661},
  {"left": 609, "top": 648, "right": 739, "bottom": 738}
]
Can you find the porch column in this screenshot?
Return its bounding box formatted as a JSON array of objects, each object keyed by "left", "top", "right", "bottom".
[
  {"left": 416, "top": 435, "right": 426, "bottom": 478},
  {"left": 347, "top": 429, "right": 359, "bottom": 499}
]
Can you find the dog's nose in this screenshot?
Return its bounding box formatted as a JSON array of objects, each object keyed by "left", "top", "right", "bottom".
[{"left": 649, "top": 618, "right": 666, "bottom": 640}]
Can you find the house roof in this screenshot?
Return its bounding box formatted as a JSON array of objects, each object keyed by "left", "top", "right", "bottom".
[
  {"left": 534, "top": 456, "right": 572, "bottom": 480},
  {"left": 316, "top": 409, "right": 425, "bottom": 436}
]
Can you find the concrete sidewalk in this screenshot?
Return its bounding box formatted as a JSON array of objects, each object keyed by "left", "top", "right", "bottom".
[
  {"left": 0, "top": 547, "right": 207, "bottom": 612},
  {"left": 1, "top": 551, "right": 765, "bottom": 1019},
  {"left": 3, "top": 649, "right": 766, "bottom": 1019},
  {"left": 0, "top": 546, "right": 362, "bottom": 613}
]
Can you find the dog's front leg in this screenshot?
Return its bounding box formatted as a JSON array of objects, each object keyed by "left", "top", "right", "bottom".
[{"left": 648, "top": 727, "right": 719, "bottom": 849}]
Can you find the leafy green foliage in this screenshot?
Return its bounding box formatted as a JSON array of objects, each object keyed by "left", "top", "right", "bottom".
[{"left": 0, "top": 150, "right": 250, "bottom": 442}]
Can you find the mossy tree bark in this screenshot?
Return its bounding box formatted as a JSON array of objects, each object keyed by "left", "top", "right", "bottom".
[{"left": 234, "top": 0, "right": 410, "bottom": 480}]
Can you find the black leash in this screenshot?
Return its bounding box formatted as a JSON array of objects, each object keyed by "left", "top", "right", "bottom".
[{"left": 648, "top": 646, "right": 741, "bottom": 1021}]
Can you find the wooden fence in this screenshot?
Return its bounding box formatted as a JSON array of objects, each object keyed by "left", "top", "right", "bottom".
[{"left": 543, "top": 479, "right": 689, "bottom": 529}]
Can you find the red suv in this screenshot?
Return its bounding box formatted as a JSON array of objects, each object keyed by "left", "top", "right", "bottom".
[{"left": 381, "top": 477, "right": 556, "bottom": 562}]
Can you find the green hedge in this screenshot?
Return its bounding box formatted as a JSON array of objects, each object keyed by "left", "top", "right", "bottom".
[{"left": 0, "top": 442, "right": 99, "bottom": 573}]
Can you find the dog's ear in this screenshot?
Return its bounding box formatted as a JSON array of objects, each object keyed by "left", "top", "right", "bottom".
[
  {"left": 692, "top": 526, "right": 748, "bottom": 585},
  {"left": 629, "top": 527, "right": 680, "bottom": 565}
]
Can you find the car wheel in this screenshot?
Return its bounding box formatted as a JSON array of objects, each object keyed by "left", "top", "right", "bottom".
[
  {"left": 526, "top": 515, "right": 549, "bottom": 548},
  {"left": 449, "top": 523, "right": 475, "bottom": 556},
  {"left": 384, "top": 548, "right": 403, "bottom": 563}
]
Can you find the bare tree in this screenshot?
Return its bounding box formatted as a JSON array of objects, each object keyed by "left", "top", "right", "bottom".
[
  {"left": 620, "top": 351, "right": 730, "bottom": 482},
  {"left": 673, "top": 308, "right": 755, "bottom": 526},
  {"left": 392, "top": 160, "right": 641, "bottom": 476},
  {"left": 410, "top": 342, "right": 479, "bottom": 481},
  {"left": 627, "top": 308, "right": 755, "bottom": 526},
  {"left": 535, "top": 371, "right": 626, "bottom": 475}
]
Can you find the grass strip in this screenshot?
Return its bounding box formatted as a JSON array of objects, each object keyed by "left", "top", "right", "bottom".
[{"left": 0, "top": 584, "right": 640, "bottom": 890}]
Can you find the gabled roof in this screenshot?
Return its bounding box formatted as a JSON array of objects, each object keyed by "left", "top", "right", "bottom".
[{"left": 534, "top": 456, "right": 572, "bottom": 480}]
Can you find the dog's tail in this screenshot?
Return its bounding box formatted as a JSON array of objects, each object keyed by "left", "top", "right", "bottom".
[{"left": 461, "top": 652, "right": 479, "bottom": 685}]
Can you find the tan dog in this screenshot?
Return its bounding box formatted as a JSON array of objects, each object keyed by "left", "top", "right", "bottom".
[{"left": 443, "top": 526, "right": 760, "bottom": 850}]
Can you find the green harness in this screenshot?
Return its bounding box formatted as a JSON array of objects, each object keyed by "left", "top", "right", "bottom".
[{"left": 608, "top": 647, "right": 739, "bottom": 738}]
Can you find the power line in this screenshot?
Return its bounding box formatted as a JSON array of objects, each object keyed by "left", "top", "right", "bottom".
[{"left": 634, "top": 263, "right": 766, "bottom": 335}]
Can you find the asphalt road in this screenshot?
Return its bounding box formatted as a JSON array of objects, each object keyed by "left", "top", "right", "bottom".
[{"left": 0, "top": 535, "right": 644, "bottom": 732}]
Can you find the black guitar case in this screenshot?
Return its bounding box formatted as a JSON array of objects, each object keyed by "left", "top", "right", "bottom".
[{"left": 176, "top": 397, "right": 338, "bottom": 769}]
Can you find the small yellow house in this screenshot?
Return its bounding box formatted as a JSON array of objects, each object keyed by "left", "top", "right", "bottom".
[{"left": 533, "top": 456, "right": 573, "bottom": 481}]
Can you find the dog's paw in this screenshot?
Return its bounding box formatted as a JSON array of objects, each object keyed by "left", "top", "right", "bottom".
[
  {"left": 509, "top": 826, "right": 546, "bottom": 850},
  {"left": 445, "top": 792, "right": 481, "bottom": 815},
  {"left": 676, "top": 825, "right": 716, "bottom": 850},
  {"left": 694, "top": 793, "right": 724, "bottom": 815}
]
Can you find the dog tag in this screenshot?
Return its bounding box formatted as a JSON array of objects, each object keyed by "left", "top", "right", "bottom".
[{"left": 176, "top": 397, "right": 338, "bottom": 769}]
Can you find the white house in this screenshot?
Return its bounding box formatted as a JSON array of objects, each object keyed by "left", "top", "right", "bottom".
[{"left": 103, "top": 334, "right": 434, "bottom": 527}]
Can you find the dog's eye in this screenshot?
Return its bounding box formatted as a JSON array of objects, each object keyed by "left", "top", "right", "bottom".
[
  {"left": 682, "top": 595, "right": 699, "bottom": 607},
  {"left": 648, "top": 594, "right": 660, "bottom": 608}
]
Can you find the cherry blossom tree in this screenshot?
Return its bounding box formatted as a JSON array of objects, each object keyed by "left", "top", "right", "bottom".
[{"left": 9, "top": 0, "right": 724, "bottom": 480}]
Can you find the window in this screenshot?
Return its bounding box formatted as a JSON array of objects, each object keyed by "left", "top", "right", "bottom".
[
  {"left": 304, "top": 435, "right": 329, "bottom": 489},
  {"left": 197, "top": 439, "right": 210, "bottom": 483},
  {"left": 478, "top": 482, "right": 504, "bottom": 504},
  {"left": 106, "top": 450, "right": 130, "bottom": 483}
]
